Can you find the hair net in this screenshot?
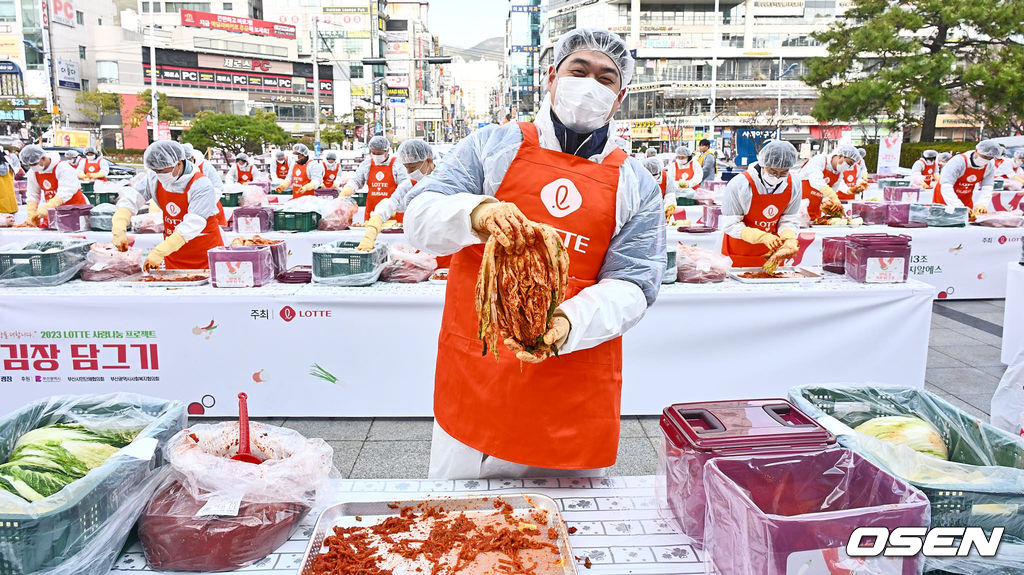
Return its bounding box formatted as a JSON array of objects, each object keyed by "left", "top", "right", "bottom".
[
  {"left": 324, "top": 150, "right": 338, "bottom": 162},
  {"left": 19, "top": 144, "right": 44, "bottom": 166},
  {"left": 398, "top": 139, "right": 433, "bottom": 164},
  {"left": 553, "top": 28, "right": 635, "bottom": 87},
  {"left": 181, "top": 143, "right": 194, "bottom": 156},
  {"left": 235, "top": 153, "right": 250, "bottom": 164},
  {"left": 857, "top": 147, "right": 867, "bottom": 157},
  {"left": 641, "top": 157, "right": 662, "bottom": 178},
  {"left": 645, "top": 147, "right": 658, "bottom": 157},
  {"left": 834, "top": 144, "right": 861, "bottom": 160},
  {"left": 292, "top": 143, "right": 309, "bottom": 157},
  {"left": 143, "top": 141, "right": 186, "bottom": 171},
  {"left": 1014, "top": 149, "right": 1024, "bottom": 160},
  {"left": 977, "top": 140, "right": 1001, "bottom": 157},
  {"left": 939, "top": 152, "right": 952, "bottom": 161},
  {"left": 369, "top": 136, "right": 390, "bottom": 151},
  {"left": 274, "top": 150, "right": 287, "bottom": 161},
  {"left": 675, "top": 146, "right": 692, "bottom": 158},
  {"left": 65, "top": 149, "right": 80, "bottom": 159},
  {"left": 922, "top": 149, "right": 938, "bottom": 160},
  {"left": 84, "top": 146, "right": 98, "bottom": 156},
  {"left": 757, "top": 140, "right": 799, "bottom": 169}
]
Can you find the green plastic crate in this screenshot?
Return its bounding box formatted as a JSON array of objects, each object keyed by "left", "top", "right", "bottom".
[
  {"left": 0, "top": 394, "right": 186, "bottom": 575},
  {"left": 83, "top": 191, "right": 119, "bottom": 206},
  {"left": 273, "top": 210, "right": 321, "bottom": 232},
  {"left": 312, "top": 240, "right": 387, "bottom": 286},
  {"left": 270, "top": 187, "right": 292, "bottom": 195},
  {"left": 80, "top": 181, "right": 95, "bottom": 193},
  {"left": 0, "top": 240, "right": 91, "bottom": 279},
  {"left": 789, "top": 384, "right": 1024, "bottom": 571},
  {"left": 220, "top": 191, "right": 241, "bottom": 207},
  {"left": 353, "top": 193, "right": 367, "bottom": 207},
  {"left": 676, "top": 197, "right": 697, "bottom": 206}
]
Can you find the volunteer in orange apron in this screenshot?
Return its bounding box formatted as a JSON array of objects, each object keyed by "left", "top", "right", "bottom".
[
  {"left": 322, "top": 150, "right": 341, "bottom": 188},
  {"left": 77, "top": 147, "right": 109, "bottom": 181},
  {"left": 642, "top": 156, "right": 678, "bottom": 222},
  {"left": 645, "top": 147, "right": 658, "bottom": 158},
  {"left": 340, "top": 136, "right": 409, "bottom": 219},
  {"left": 64, "top": 149, "right": 81, "bottom": 170},
  {"left": 934, "top": 139, "right": 998, "bottom": 216},
  {"left": 225, "top": 153, "right": 260, "bottom": 185},
  {"left": 357, "top": 138, "right": 434, "bottom": 250},
  {"left": 797, "top": 144, "right": 859, "bottom": 218},
  {"left": 721, "top": 140, "right": 802, "bottom": 268},
  {"left": 271, "top": 150, "right": 291, "bottom": 185},
  {"left": 110, "top": 141, "right": 223, "bottom": 270},
  {"left": 836, "top": 147, "right": 868, "bottom": 198},
  {"left": 911, "top": 149, "right": 939, "bottom": 188},
  {"left": 404, "top": 28, "right": 664, "bottom": 479},
  {"left": 672, "top": 146, "right": 703, "bottom": 190},
  {"left": 19, "top": 145, "right": 88, "bottom": 227},
  {"left": 275, "top": 143, "right": 323, "bottom": 198}
]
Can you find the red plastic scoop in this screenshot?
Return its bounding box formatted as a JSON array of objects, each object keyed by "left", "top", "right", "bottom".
[{"left": 231, "top": 393, "right": 263, "bottom": 464}]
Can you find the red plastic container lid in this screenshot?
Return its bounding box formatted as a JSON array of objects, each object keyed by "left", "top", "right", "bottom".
[
  {"left": 847, "top": 234, "right": 910, "bottom": 247},
  {"left": 661, "top": 399, "right": 835, "bottom": 453}
]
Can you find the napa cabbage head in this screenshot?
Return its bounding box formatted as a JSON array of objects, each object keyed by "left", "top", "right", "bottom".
[{"left": 854, "top": 415, "right": 949, "bottom": 460}]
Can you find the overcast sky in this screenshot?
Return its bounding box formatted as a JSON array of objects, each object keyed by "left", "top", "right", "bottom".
[{"left": 428, "top": 0, "right": 507, "bottom": 48}]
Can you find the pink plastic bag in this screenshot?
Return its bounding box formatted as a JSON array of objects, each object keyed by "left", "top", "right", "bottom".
[
  {"left": 316, "top": 198, "right": 358, "bottom": 230},
  {"left": 676, "top": 244, "right": 731, "bottom": 283},
  {"left": 381, "top": 244, "right": 437, "bottom": 283},
  {"left": 974, "top": 211, "right": 1024, "bottom": 228},
  {"left": 81, "top": 243, "right": 144, "bottom": 281},
  {"left": 0, "top": 213, "right": 13, "bottom": 227},
  {"left": 240, "top": 185, "right": 268, "bottom": 207},
  {"left": 131, "top": 211, "right": 163, "bottom": 234}
]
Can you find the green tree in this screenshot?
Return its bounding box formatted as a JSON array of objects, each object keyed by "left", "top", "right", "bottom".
[
  {"left": 805, "top": 0, "right": 1024, "bottom": 141},
  {"left": 320, "top": 108, "right": 370, "bottom": 146},
  {"left": 181, "top": 110, "right": 290, "bottom": 154},
  {"left": 952, "top": 45, "right": 1024, "bottom": 137},
  {"left": 132, "top": 89, "right": 182, "bottom": 124},
  {"left": 74, "top": 89, "right": 122, "bottom": 131}
]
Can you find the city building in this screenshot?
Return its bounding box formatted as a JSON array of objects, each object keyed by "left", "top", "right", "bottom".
[
  {"left": 504, "top": 0, "right": 540, "bottom": 122},
  {"left": 447, "top": 55, "right": 501, "bottom": 129}
]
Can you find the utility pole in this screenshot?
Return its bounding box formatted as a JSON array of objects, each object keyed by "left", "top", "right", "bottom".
[
  {"left": 312, "top": 16, "right": 321, "bottom": 152},
  {"left": 149, "top": 8, "right": 159, "bottom": 142},
  {"left": 776, "top": 55, "right": 783, "bottom": 139},
  {"left": 41, "top": 1, "right": 58, "bottom": 140},
  {"left": 709, "top": 0, "right": 720, "bottom": 140}
]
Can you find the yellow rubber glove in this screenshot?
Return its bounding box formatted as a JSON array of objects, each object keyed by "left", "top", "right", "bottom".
[
  {"left": 504, "top": 313, "right": 571, "bottom": 363},
  {"left": 741, "top": 226, "right": 782, "bottom": 249},
  {"left": 340, "top": 185, "right": 354, "bottom": 197},
  {"left": 821, "top": 185, "right": 842, "bottom": 211},
  {"left": 143, "top": 231, "right": 187, "bottom": 272},
  {"left": 470, "top": 201, "right": 536, "bottom": 251},
  {"left": 970, "top": 206, "right": 988, "bottom": 218},
  {"left": 26, "top": 202, "right": 39, "bottom": 225},
  {"left": 78, "top": 173, "right": 89, "bottom": 181},
  {"left": 298, "top": 182, "right": 316, "bottom": 193},
  {"left": 111, "top": 207, "right": 133, "bottom": 252},
  {"left": 357, "top": 215, "right": 383, "bottom": 251},
  {"left": 274, "top": 183, "right": 288, "bottom": 193},
  {"left": 768, "top": 238, "right": 799, "bottom": 267},
  {"left": 677, "top": 180, "right": 691, "bottom": 188},
  {"left": 42, "top": 196, "right": 64, "bottom": 212},
  {"left": 779, "top": 229, "right": 797, "bottom": 241}
]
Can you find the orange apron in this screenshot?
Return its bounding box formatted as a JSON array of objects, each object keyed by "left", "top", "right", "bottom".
[
  {"left": 323, "top": 165, "right": 340, "bottom": 188},
  {"left": 933, "top": 153, "right": 988, "bottom": 208},
  {"left": 366, "top": 157, "right": 402, "bottom": 223},
  {"left": 155, "top": 172, "right": 223, "bottom": 270},
  {"left": 36, "top": 162, "right": 88, "bottom": 206},
  {"left": 838, "top": 166, "right": 859, "bottom": 200},
  {"left": 801, "top": 163, "right": 841, "bottom": 219},
  {"left": 82, "top": 158, "right": 107, "bottom": 181},
  {"left": 658, "top": 171, "right": 667, "bottom": 197},
  {"left": 920, "top": 162, "right": 935, "bottom": 188},
  {"left": 194, "top": 159, "right": 229, "bottom": 227},
  {"left": 673, "top": 161, "right": 695, "bottom": 184},
  {"left": 723, "top": 171, "right": 792, "bottom": 267},
  {"left": 434, "top": 122, "right": 624, "bottom": 470},
  {"left": 290, "top": 162, "right": 314, "bottom": 198},
  {"left": 235, "top": 165, "right": 253, "bottom": 184},
  {"left": 274, "top": 160, "right": 290, "bottom": 180}
]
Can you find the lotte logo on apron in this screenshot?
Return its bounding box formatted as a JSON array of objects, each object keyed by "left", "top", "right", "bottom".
[
  {"left": 762, "top": 204, "right": 780, "bottom": 219},
  {"left": 165, "top": 202, "right": 182, "bottom": 217},
  {"left": 375, "top": 170, "right": 385, "bottom": 182},
  {"left": 540, "top": 178, "right": 583, "bottom": 218},
  {"left": 42, "top": 180, "right": 53, "bottom": 190}
]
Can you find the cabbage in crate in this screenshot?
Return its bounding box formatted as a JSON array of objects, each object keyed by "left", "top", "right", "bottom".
[{"left": 854, "top": 415, "right": 949, "bottom": 460}]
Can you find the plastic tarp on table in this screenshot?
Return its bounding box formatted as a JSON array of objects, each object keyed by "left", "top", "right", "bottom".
[
  {"left": 0, "top": 276, "right": 933, "bottom": 417},
  {"left": 1002, "top": 262, "right": 1024, "bottom": 364}
]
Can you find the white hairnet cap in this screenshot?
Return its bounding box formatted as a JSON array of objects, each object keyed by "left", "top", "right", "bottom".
[
  {"left": 939, "top": 152, "right": 952, "bottom": 161},
  {"left": 19, "top": 145, "right": 44, "bottom": 166},
  {"left": 235, "top": 153, "right": 250, "bottom": 164},
  {"left": 922, "top": 149, "right": 937, "bottom": 160},
  {"left": 143, "top": 140, "right": 186, "bottom": 171},
  {"left": 369, "top": 136, "right": 390, "bottom": 151},
  {"left": 676, "top": 146, "right": 692, "bottom": 157},
  {"left": 834, "top": 144, "right": 860, "bottom": 160},
  {"left": 977, "top": 140, "right": 1001, "bottom": 156},
  {"left": 274, "top": 150, "right": 287, "bottom": 160},
  {"left": 641, "top": 157, "right": 662, "bottom": 177},
  {"left": 65, "top": 149, "right": 80, "bottom": 158},
  {"left": 1014, "top": 149, "right": 1024, "bottom": 159},
  {"left": 292, "top": 143, "right": 309, "bottom": 156},
  {"left": 554, "top": 28, "right": 634, "bottom": 88},
  {"left": 857, "top": 147, "right": 867, "bottom": 157},
  {"left": 757, "top": 140, "right": 799, "bottom": 169},
  {"left": 324, "top": 150, "right": 338, "bottom": 161},
  {"left": 181, "top": 143, "right": 194, "bottom": 155},
  {"left": 398, "top": 139, "right": 433, "bottom": 164},
  {"left": 84, "top": 146, "right": 98, "bottom": 156}
]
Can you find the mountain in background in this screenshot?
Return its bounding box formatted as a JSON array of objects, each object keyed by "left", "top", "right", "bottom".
[{"left": 442, "top": 37, "right": 504, "bottom": 63}]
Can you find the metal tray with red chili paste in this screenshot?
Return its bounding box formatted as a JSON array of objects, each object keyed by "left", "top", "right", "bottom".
[{"left": 297, "top": 494, "right": 578, "bottom": 575}]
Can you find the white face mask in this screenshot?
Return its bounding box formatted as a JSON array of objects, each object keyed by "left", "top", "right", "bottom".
[
  {"left": 676, "top": 159, "right": 687, "bottom": 167},
  {"left": 761, "top": 171, "right": 784, "bottom": 189},
  {"left": 325, "top": 160, "right": 337, "bottom": 169},
  {"left": 552, "top": 76, "right": 619, "bottom": 134},
  {"left": 156, "top": 164, "right": 181, "bottom": 188},
  {"left": 372, "top": 153, "right": 387, "bottom": 163},
  {"left": 1015, "top": 159, "right": 1023, "bottom": 168}
]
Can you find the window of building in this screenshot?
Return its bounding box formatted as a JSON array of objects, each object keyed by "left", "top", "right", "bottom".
[
  {"left": 193, "top": 36, "right": 287, "bottom": 58},
  {"left": 81, "top": 79, "right": 89, "bottom": 91},
  {"left": 0, "top": 72, "right": 24, "bottom": 96},
  {"left": 98, "top": 17, "right": 102, "bottom": 25},
  {"left": 164, "top": 3, "right": 211, "bottom": 13},
  {"left": 0, "top": 0, "right": 15, "bottom": 22},
  {"left": 350, "top": 63, "right": 363, "bottom": 79},
  {"left": 223, "top": 2, "right": 232, "bottom": 10},
  {"left": 75, "top": 10, "right": 84, "bottom": 25},
  {"left": 97, "top": 61, "right": 119, "bottom": 84},
  {"left": 79, "top": 46, "right": 86, "bottom": 59},
  {"left": 142, "top": 2, "right": 149, "bottom": 12}
]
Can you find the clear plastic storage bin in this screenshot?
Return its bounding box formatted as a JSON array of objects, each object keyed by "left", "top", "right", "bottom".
[
  {"left": 882, "top": 186, "right": 923, "bottom": 203},
  {"left": 844, "top": 233, "right": 911, "bottom": 283},
  {"left": 909, "top": 203, "right": 968, "bottom": 227},
  {"left": 208, "top": 245, "right": 275, "bottom": 287},
  {"left": 232, "top": 207, "right": 275, "bottom": 233}
]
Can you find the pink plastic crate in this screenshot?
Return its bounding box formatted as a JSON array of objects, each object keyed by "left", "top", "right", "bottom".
[
  {"left": 208, "top": 245, "right": 275, "bottom": 287},
  {"left": 883, "top": 186, "right": 923, "bottom": 203},
  {"left": 658, "top": 399, "right": 834, "bottom": 548},
  {"left": 845, "top": 234, "right": 911, "bottom": 283},
  {"left": 232, "top": 207, "right": 274, "bottom": 233},
  {"left": 249, "top": 181, "right": 272, "bottom": 193},
  {"left": 849, "top": 201, "right": 890, "bottom": 225},
  {"left": 315, "top": 188, "right": 340, "bottom": 198},
  {"left": 822, "top": 237, "right": 846, "bottom": 274},
  {"left": 702, "top": 205, "right": 721, "bottom": 229},
  {"left": 47, "top": 205, "right": 93, "bottom": 232},
  {"left": 886, "top": 202, "right": 912, "bottom": 226},
  {"left": 701, "top": 180, "right": 727, "bottom": 193},
  {"left": 704, "top": 449, "right": 930, "bottom": 575}
]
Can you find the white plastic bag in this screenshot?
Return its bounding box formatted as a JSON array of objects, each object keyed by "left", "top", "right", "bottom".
[
  {"left": 81, "top": 243, "right": 143, "bottom": 281},
  {"left": 381, "top": 243, "right": 437, "bottom": 283},
  {"left": 240, "top": 185, "right": 267, "bottom": 207},
  {"left": 974, "top": 210, "right": 1024, "bottom": 228},
  {"left": 992, "top": 348, "right": 1024, "bottom": 436},
  {"left": 676, "top": 244, "right": 731, "bottom": 283},
  {"left": 316, "top": 197, "right": 358, "bottom": 230},
  {"left": 130, "top": 211, "right": 163, "bottom": 233},
  {"left": 0, "top": 213, "right": 13, "bottom": 227}
]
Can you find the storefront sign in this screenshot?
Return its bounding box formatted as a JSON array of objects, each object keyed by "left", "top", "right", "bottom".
[
  {"left": 386, "top": 75, "right": 408, "bottom": 88},
  {"left": 752, "top": 0, "right": 805, "bottom": 16},
  {"left": 56, "top": 58, "right": 80, "bottom": 89},
  {"left": 54, "top": 129, "right": 89, "bottom": 147},
  {"left": 0, "top": 35, "right": 21, "bottom": 60},
  {"left": 387, "top": 87, "right": 409, "bottom": 98},
  {"left": 51, "top": 0, "right": 75, "bottom": 27},
  {"left": 197, "top": 54, "right": 293, "bottom": 75},
  {"left": 180, "top": 9, "right": 296, "bottom": 39},
  {"left": 511, "top": 45, "right": 540, "bottom": 53},
  {"left": 511, "top": 5, "right": 540, "bottom": 12},
  {"left": 322, "top": 5, "right": 369, "bottom": 14}
]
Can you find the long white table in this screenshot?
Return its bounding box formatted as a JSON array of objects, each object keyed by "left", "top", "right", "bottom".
[
  {"left": 0, "top": 275, "right": 933, "bottom": 417},
  {"left": 109, "top": 475, "right": 705, "bottom": 575},
  {"left": 1003, "top": 262, "right": 1024, "bottom": 364}
]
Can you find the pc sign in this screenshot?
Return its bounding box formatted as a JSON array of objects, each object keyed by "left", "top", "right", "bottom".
[{"left": 847, "top": 526, "right": 1004, "bottom": 558}]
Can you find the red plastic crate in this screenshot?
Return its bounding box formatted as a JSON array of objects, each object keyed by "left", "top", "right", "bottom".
[
  {"left": 845, "top": 234, "right": 911, "bottom": 283},
  {"left": 208, "top": 245, "right": 275, "bottom": 287}
]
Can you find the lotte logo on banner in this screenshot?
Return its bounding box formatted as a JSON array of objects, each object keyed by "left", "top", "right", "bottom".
[{"left": 280, "top": 306, "right": 296, "bottom": 322}]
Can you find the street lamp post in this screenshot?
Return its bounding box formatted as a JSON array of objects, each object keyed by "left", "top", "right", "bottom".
[
  {"left": 709, "top": 0, "right": 720, "bottom": 138},
  {"left": 149, "top": 9, "right": 158, "bottom": 143}
]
